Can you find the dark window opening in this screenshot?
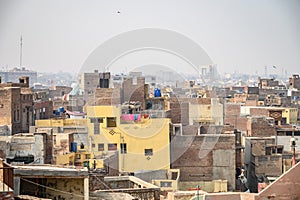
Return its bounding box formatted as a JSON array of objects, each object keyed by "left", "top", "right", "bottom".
[
  {"left": 94, "top": 123, "right": 100, "bottom": 134},
  {"left": 107, "top": 117, "right": 116, "bottom": 127},
  {"left": 175, "top": 126, "right": 181, "bottom": 135},
  {"left": 277, "top": 147, "right": 283, "bottom": 154},
  {"left": 108, "top": 143, "right": 117, "bottom": 151},
  {"left": 145, "top": 148, "right": 153, "bottom": 156},
  {"left": 120, "top": 143, "right": 127, "bottom": 154},
  {"left": 90, "top": 118, "right": 103, "bottom": 123},
  {"left": 98, "top": 143, "right": 104, "bottom": 151}
]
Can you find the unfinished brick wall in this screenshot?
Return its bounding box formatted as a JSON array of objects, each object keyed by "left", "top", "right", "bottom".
[
  {"left": 34, "top": 100, "right": 53, "bottom": 120},
  {"left": 289, "top": 74, "right": 300, "bottom": 90},
  {"left": 169, "top": 97, "right": 212, "bottom": 125},
  {"left": 0, "top": 89, "right": 12, "bottom": 127},
  {"left": 20, "top": 89, "right": 34, "bottom": 133},
  {"left": 169, "top": 97, "right": 182, "bottom": 124},
  {"left": 249, "top": 108, "right": 269, "bottom": 117},
  {"left": 122, "top": 77, "right": 146, "bottom": 109},
  {"left": 247, "top": 117, "right": 276, "bottom": 137},
  {"left": 93, "top": 88, "right": 121, "bottom": 106},
  {"left": 171, "top": 134, "right": 236, "bottom": 190},
  {"left": 225, "top": 103, "right": 240, "bottom": 125},
  {"left": 12, "top": 88, "right": 22, "bottom": 134}
]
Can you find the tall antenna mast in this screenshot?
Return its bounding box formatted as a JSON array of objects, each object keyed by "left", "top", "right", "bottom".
[{"left": 20, "top": 35, "right": 23, "bottom": 67}]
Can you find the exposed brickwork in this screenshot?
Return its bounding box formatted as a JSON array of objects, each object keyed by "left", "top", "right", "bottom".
[
  {"left": 288, "top": 74, "right": 300, "bottom": 90},
  {"left": 122, "top": 77, "right": 147, "bottom": 109},
  {"left": 169, "top": 97, "right": 212, "bottom": 125},
  {"left": 169, "top": 97, "right": 182, "bottom": 124},
  {"left": 33, "top": 100, "right": 53, "bottom": 120},
  {"left": 171, "top": 134, "right": 236, "bottom": 190},
  {"left": 247, "top": 117, "right": 276, "bottom": 137},
  {"left": 0, "top": 79, "right": 33, "bottom": 134},
  {"left": 49, "top": 86, "right": 72, "bottom": 99},
  {"left": 92, "top": 88, "right": 121, "bottom": 106}
]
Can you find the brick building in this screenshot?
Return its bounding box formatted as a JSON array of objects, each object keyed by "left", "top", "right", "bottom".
[
  {"left": 0, "top": 76, "right": 34, "bottom": 134},
  {"left": 33, "top": 94, "right": 53, "bottom": 120},
  {"left": 258, "top": 77, "right": 281, "bottom": 89},
  {"left": 288, "top": 74, "right": 300, "bottom": 90},
  {"left": 170, "top": 125, "right": 236, "bottom": 191},
  {"left": 246, "top": 116, "right": 277, "bottom": 137},
  {"left": 122, "top": 77, "right": 148, "bottom": 109},
  {"left": 0, "top": 67, "right": 37, "bottom": 86},
  {"left": 244, "top": 137, "right": 284, "bottom": 192}
]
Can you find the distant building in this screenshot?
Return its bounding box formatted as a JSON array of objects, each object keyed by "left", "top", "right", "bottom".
[
  {"left": 288, "top": 74, "right": 300, "bottom": 90},
  {"left": 258, "top": 77, "right": 283, "bottom": 89},
  {"left": 0, "top": 67, "right": 37, "bottom": 86},
  {"left": 78, "top": 70, "right": 110, "bottom": 97},
  {"left": 198, "top": 64, "right": 219, "bottom": 85}
]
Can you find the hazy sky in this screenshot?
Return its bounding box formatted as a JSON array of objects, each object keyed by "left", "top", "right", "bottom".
[{"left": 0, "top": 0, "right": 299, "bottom": 76}]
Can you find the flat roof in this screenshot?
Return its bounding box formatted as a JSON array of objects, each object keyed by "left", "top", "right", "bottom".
[{"left": 13, "top": 165, "right": 88, "bottom": 177}]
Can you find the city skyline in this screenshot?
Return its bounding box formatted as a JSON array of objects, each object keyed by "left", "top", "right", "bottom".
[{"left": 0, "top": 0, "right": 299, "bottom": 75}]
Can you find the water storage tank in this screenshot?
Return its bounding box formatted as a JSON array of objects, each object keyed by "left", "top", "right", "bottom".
[
  {"left": 154, "top": 88, "right": 161, "bottom": 97},
  {"left": 70, "top": 142, "right": 77, "bottom": 152},
  {"left": 58, "top": 107, "right": 65, "bottom": 113},
  {"left": 293, "top": 96, "right": 298, "bottom": 101}
]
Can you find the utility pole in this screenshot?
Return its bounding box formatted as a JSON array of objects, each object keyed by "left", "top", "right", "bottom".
[{"left": 20, "top": 35, "right": 23, "bottom": 67}]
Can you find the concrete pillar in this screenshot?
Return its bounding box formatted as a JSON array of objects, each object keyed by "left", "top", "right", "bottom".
[
  {"left": 13, "top": 177, "right": 20, "bottom": 196},
  {"left": 84, "top": 177, "right": 89, "bottom": 200}
]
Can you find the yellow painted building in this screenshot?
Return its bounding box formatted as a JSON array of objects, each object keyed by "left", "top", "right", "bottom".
[
  {"left": 282, "top": 108, "right": 298, "bottom": 125},
  {"left": 55, "top": 150, "right": 105, "bottom": 168},
  {"left": 86, "top": 105, "right": 171, "bottom": 173},
  {"left": 35, "top": 118, "right": 88, "bottom": 127}
]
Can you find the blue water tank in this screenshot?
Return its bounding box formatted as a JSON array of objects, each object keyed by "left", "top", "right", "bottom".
[
  {"left": 58, "top": 107, "right": 65, "bottom": 113},
  {"left": 293, "top": 96, "right": 298, "bottom": 101},
  {"left": 154, "top": 88, "right": 161, "bottom": 97},
  {"left": 70, "top": 142, "right": 77, "bottom": 152}
]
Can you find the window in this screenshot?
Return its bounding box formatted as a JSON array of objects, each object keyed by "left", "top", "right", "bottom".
[
  {"left": 76, "top": 154, "right": 81, "bottom": 159},
  {"left": 90, "top": 118, "right": 103, "bottom": 134},
  {"left": 108, "top": 143, "right": 117, "bottom": 151},
  {"left": 85, "top": 154, "right": 90, "bottom": 159},
  {"left": 53, "top": 135, "right": 57, "bottom": 145},
  {"left": 98, "top": 143, "right": 104, "bottom": 151},
  {"left": 120, "top": 143, "right": 127, "bottom": 154},
  {"left": 107, "top": 117, "right": 116, "bottom": 127},
  {"left": 90, "top": 118, "right": 103, "bottom": 123},
  {"left": 144, "top": 148, "right": 153, "bottom": 156},
  {"left": 94, "top": 123, "right": 100, "bottom": 134},
  {"left": 160, "top": 181, "right": 172, "bottom": 187},
  {"left": 92, "top": 143, "right": 96, "bottom": 148}
]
